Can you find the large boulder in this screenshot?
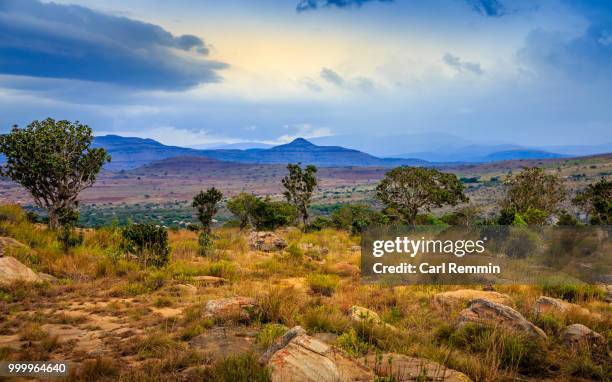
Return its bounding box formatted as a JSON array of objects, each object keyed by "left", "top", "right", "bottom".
[
  {"left": 249, "top": 231, "right": 288, "bottom": 252},
  {"left": 534, "top": 296, "right": 599, "bottom": 320},
  {"left": 261, "top": 326, "right": 375, "bottom": 382},
  {"left": 458, "top": 299, "right": 547, "bottom": 341},
  {"left": 560, "top": 324, "right": 605, "bottom": 349},
  {"left": 203, "top": 296, "right": 259, "bottom": 322},
  {"left": 359, "top": 353, "right": 472, "bottom": 382},
  {"left": 434, "top": 289, "right": 512, "bottom": 310},
  {"left": 0, "top": 256, "right": 42, "bottom": 285}
]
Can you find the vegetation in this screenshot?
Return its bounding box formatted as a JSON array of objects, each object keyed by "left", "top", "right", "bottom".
[
  {"left": 282, "top": 163, "right": 318, "bottom": 228},
  {"left": 0, "top": 118, "right": 109, "bottom": 229},
  {"left": 122, "top": 223, "right": 170, "bottom": 268},
  {"left": 193, "top": 187, "right": 223, "bottom": 233},
  {"left": 376, "top": 167, "right": 468, "bottom": 225},
  {"left": 573, "top": 178, "right": 612, "bottom": 224},
  {"left": 502, "top": 167, "right": 566, "bottom": 223},
  {"left": 227, "top": 193, "right": 259, "bottom": 230}
]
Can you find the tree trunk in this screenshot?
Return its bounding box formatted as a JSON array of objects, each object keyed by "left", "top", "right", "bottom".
[{"left": 48, "top": 207, "right": 59, "bottom": 230}]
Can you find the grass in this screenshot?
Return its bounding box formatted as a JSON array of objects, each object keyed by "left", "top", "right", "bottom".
[
  {"left": 0, "top": 204, "right": 610, "bottom": 382},
  {"left": 307, "top": 273, "right": 340, "bottom": 296}
]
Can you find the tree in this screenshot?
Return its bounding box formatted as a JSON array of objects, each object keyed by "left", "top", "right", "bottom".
[
  {"left": 0, "top": 118, "right": 110, "bottom": 229},
  {"left": 502, "top": 167, "right": 566, "bottom": 218},
  {"left": 252, "top": 199, "right": 297, "bottom": 231},
  {"left": 573, "top": 178, "right": 612, "bottom": 224},
  {"left": 282, "top": 163, "right": 317, "bottom": 228},
  {"left": 192, "top": 187, "right": 223, "bottom": 233},
  {"left": 227, "top": 193, "right": 259, "bottom": 230},
  {"left": 376, "top": 167, "right": 468, "bottom": 225}
]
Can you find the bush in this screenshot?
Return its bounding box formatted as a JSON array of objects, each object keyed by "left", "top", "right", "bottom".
[
  {"left": 331, "top": 204, "right": 386, "bottom": 234},
  {"left": 198, "top": 231, "right": 213, "bottom": 257},
  {"left": 307, "top": 273, "right": 339, "bottom": 296},
  {"left": 199, "top": 354, "right": 271, "bottom": 382},
  {"left": 337, "top": 328, "right": 370, "bottom": 357},
  {"left": 122, "top": 223, "right": 170, "bottom": 268},
  {"left": 252, "top": 199, "right": 297, "bottom": 230},
  {"left": 256, "top": 324, "right": 288, "bottom": 348}
]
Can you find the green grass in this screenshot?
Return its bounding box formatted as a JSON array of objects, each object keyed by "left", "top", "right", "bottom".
[{"left": 307, "top": 273, "right": 339, "bottom": 296}]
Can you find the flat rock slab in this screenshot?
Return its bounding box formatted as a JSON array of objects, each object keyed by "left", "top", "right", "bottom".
[
  {"left": 434, "top": 289, "right": 512, "bottom": 310},
  {"left": 263, "top": 326, "right": 375, "bottom": 382},
  {"left": 359, "top": 353, "right": 472, "bottom": 382},
  {"left": 203, "top": 296, "right": 259, "bottom": 322},
  {"left": 0, "top": 256, "right": 42, "bottom": 285},
  {"left": 189, "top": 326, "right": 257, "bottom": 362},
  {"left": 458, "top": 299, "right": 547, "bottom": 341}
]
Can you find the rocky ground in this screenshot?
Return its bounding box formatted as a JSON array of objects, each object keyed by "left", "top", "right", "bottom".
[{"left": 0, "top": 213, "right": 611, "bottom": 381}]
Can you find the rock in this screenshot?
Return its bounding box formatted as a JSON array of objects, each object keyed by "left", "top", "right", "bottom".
[
  {"left": 193, "top": 275, "right": 228, "bottom": 286},
  {"left": 38, "top": 273, "right": 58, "bottom": 282},
  {"left": 313, "top": 332, "right": 338, "bottom": 345},
  {"left": 458, "top": 299, "right": 547, "bottom": 341},
  {"left": 0, "top": 256, "right": 42, "bottom": 285},
  {"left": 534, "top": 296, "right": 599, "bottom": 320},
  {"left": 434, "top": 289, "right": 512, "bottom": 310},
  {"left": 189, "top": 326, "right": 257, "bottom": 362},
  {"left": 349, "top": 306, "right": 382, "bottom": 324},
  {"left": 248, "top": 231, "right": 288, "bottom": 252},
  {"left": 203, "top": 296, "right": 259, "bottom": 322},
  {"left": 173, "top": 284, "right": 198, "bottom": 295},
  {"left": 359, "top": 353, "right": 472, "bottom": 382},
  {"left": 560, "top": 324, "right": 605, "bottom": 349},
  {"left": 0, "top": 237, "right": 28, "bottom": 257},
  {"left": 261, "top": 326, "right": 375, "bottom": 382},
  {"left": 301, "top": 243, "right": 329, "bottom": 259}
]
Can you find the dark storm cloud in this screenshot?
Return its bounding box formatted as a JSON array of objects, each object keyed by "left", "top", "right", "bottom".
[
  {"left": 296, "top": 0, "right": 392, "bottom": 12},
  {"left": 0, "top": 0, "right": 227, "bottom": 90},
  {"left": 465, "top": 0, "right": 505, "bottom": 17}
]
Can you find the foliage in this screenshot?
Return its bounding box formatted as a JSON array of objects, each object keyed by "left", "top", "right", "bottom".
[
  {"left": 227, "top": 193, "right": 259, "bottom": 229},
  {"left": 0, "top": 118, "right": 109, "bottom": 229},
  {"left": 573, "top": 178, "right": 612, "bottom": 224},
  {"left": 122, "top": 223, "right": 170, "bottom": 268},
  {"left": 198, "top": 231, "right": 213, "bottom": 257},
  {"left": 376, "top": 167, "right": 468, "bottom": 225},
  {"left": 192, "top": 187, "right": 223, "bottom": 233},
  {"left": 256, "top": 324, "right": 288, "bottom": 348},
  {"left": 337, "top": 328, "right": 371, "bottom": 357},
  {"left": 252, "top": 198, "right": 297, "bottom": 230},
  {"left": 502, "top": 167, "right": 566, "bottom": 219},
  {"left": 282, "top": 163, "right": 318, "bottom": 227},
  {"left": 557, "top": 211, "right": 581, "bottom": 226},
  {"left": 330, "top": 204, "right": 388, "bottom": 234}
]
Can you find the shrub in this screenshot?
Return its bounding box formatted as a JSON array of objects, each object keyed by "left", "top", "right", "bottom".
[
  {"left": 307, "top": 273, "right": 339, "bottom": 296},
  {"left": 285, "top": 243, "right": 304, "bottom": 263},
  {"left": 252, "top": 199, "right": 298, "bottom": 230},
  {"left": 302, "top": 306, "right": 350, "bottom": 334},
  {"left": 256, "top": 324, "right": 288, "bottom": 348},
  {"left": 199, "top": 353, "right": 271, "bottom": 382},
  {"left": 122, "top": 223, "right": 170, "bottom": 268},
  {"left": 198, "top": 231, "right": 213, "bottom": 257},
  {"left": 257, "top": 287, "right": 302, "bottom": 326},
  {"left": 337, "top": 328, "right": 370, "bottom": 357}
]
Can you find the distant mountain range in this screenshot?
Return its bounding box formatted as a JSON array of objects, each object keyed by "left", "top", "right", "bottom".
[{"left": 93, "top": 135, "right": 428, "bottom": 170}]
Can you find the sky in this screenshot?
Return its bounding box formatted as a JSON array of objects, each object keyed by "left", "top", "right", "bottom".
[{"left": 0, "top": 0, "right": 611, "bottom": 154}]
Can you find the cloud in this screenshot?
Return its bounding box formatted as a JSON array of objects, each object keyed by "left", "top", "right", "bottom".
[
  {"left": 464, "top": 0, "right": 505, "bottom": 17},
  {"left": 0, "top": 0, "right": 227, "bottom": 90},
  {"left": 320, "top": 68, "right": 345, "bottom": 86},
  {"left": 296, "top": 0, "right": 392, "bottom": 12},
  {"left": 442, "top": 53, "right": 484, "bottom": 75}
]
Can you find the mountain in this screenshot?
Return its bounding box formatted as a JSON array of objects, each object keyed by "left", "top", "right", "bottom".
[
  {"left": 392, "top": 144, "right": 566, "bottom": 162},
  {"left": 483, "top": 149, "right": 566, "bottom": 161},
  {"left": 93, "top": 135, "right": 428, "bottom": 170}
]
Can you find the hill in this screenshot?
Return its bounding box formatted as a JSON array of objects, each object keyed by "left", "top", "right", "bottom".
[{"left": 94, "top": 135, "right": 428, "bottom": 170}]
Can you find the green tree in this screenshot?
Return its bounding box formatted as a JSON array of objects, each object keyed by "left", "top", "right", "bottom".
[
  {"left": 0, "top": 118, "right": 110, "bottom": 229},
  {"left": 502, "top": 167, "right": 566, "bottom": 219},
  {"left": 192, "top": 187, "right": 223, "bottom": 233},
  {"left": 282, "top": 163, "right": 317, "bottom": 228},
  {"left": 376, "top": 167, "right": 468, "bottom": 225},
  {"left": 573, "top": 178, "right": 612, "bottom": 224},
  {"left": 227, "top": 193, "right": 259, "bottom": 230},
  {"left": 252, "top": 199, "right": 297, "bottom": 231}
]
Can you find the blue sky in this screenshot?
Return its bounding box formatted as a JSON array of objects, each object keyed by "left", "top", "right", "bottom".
[{"left": 0, "top": 0, "right": 611, "bottom": 154}]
